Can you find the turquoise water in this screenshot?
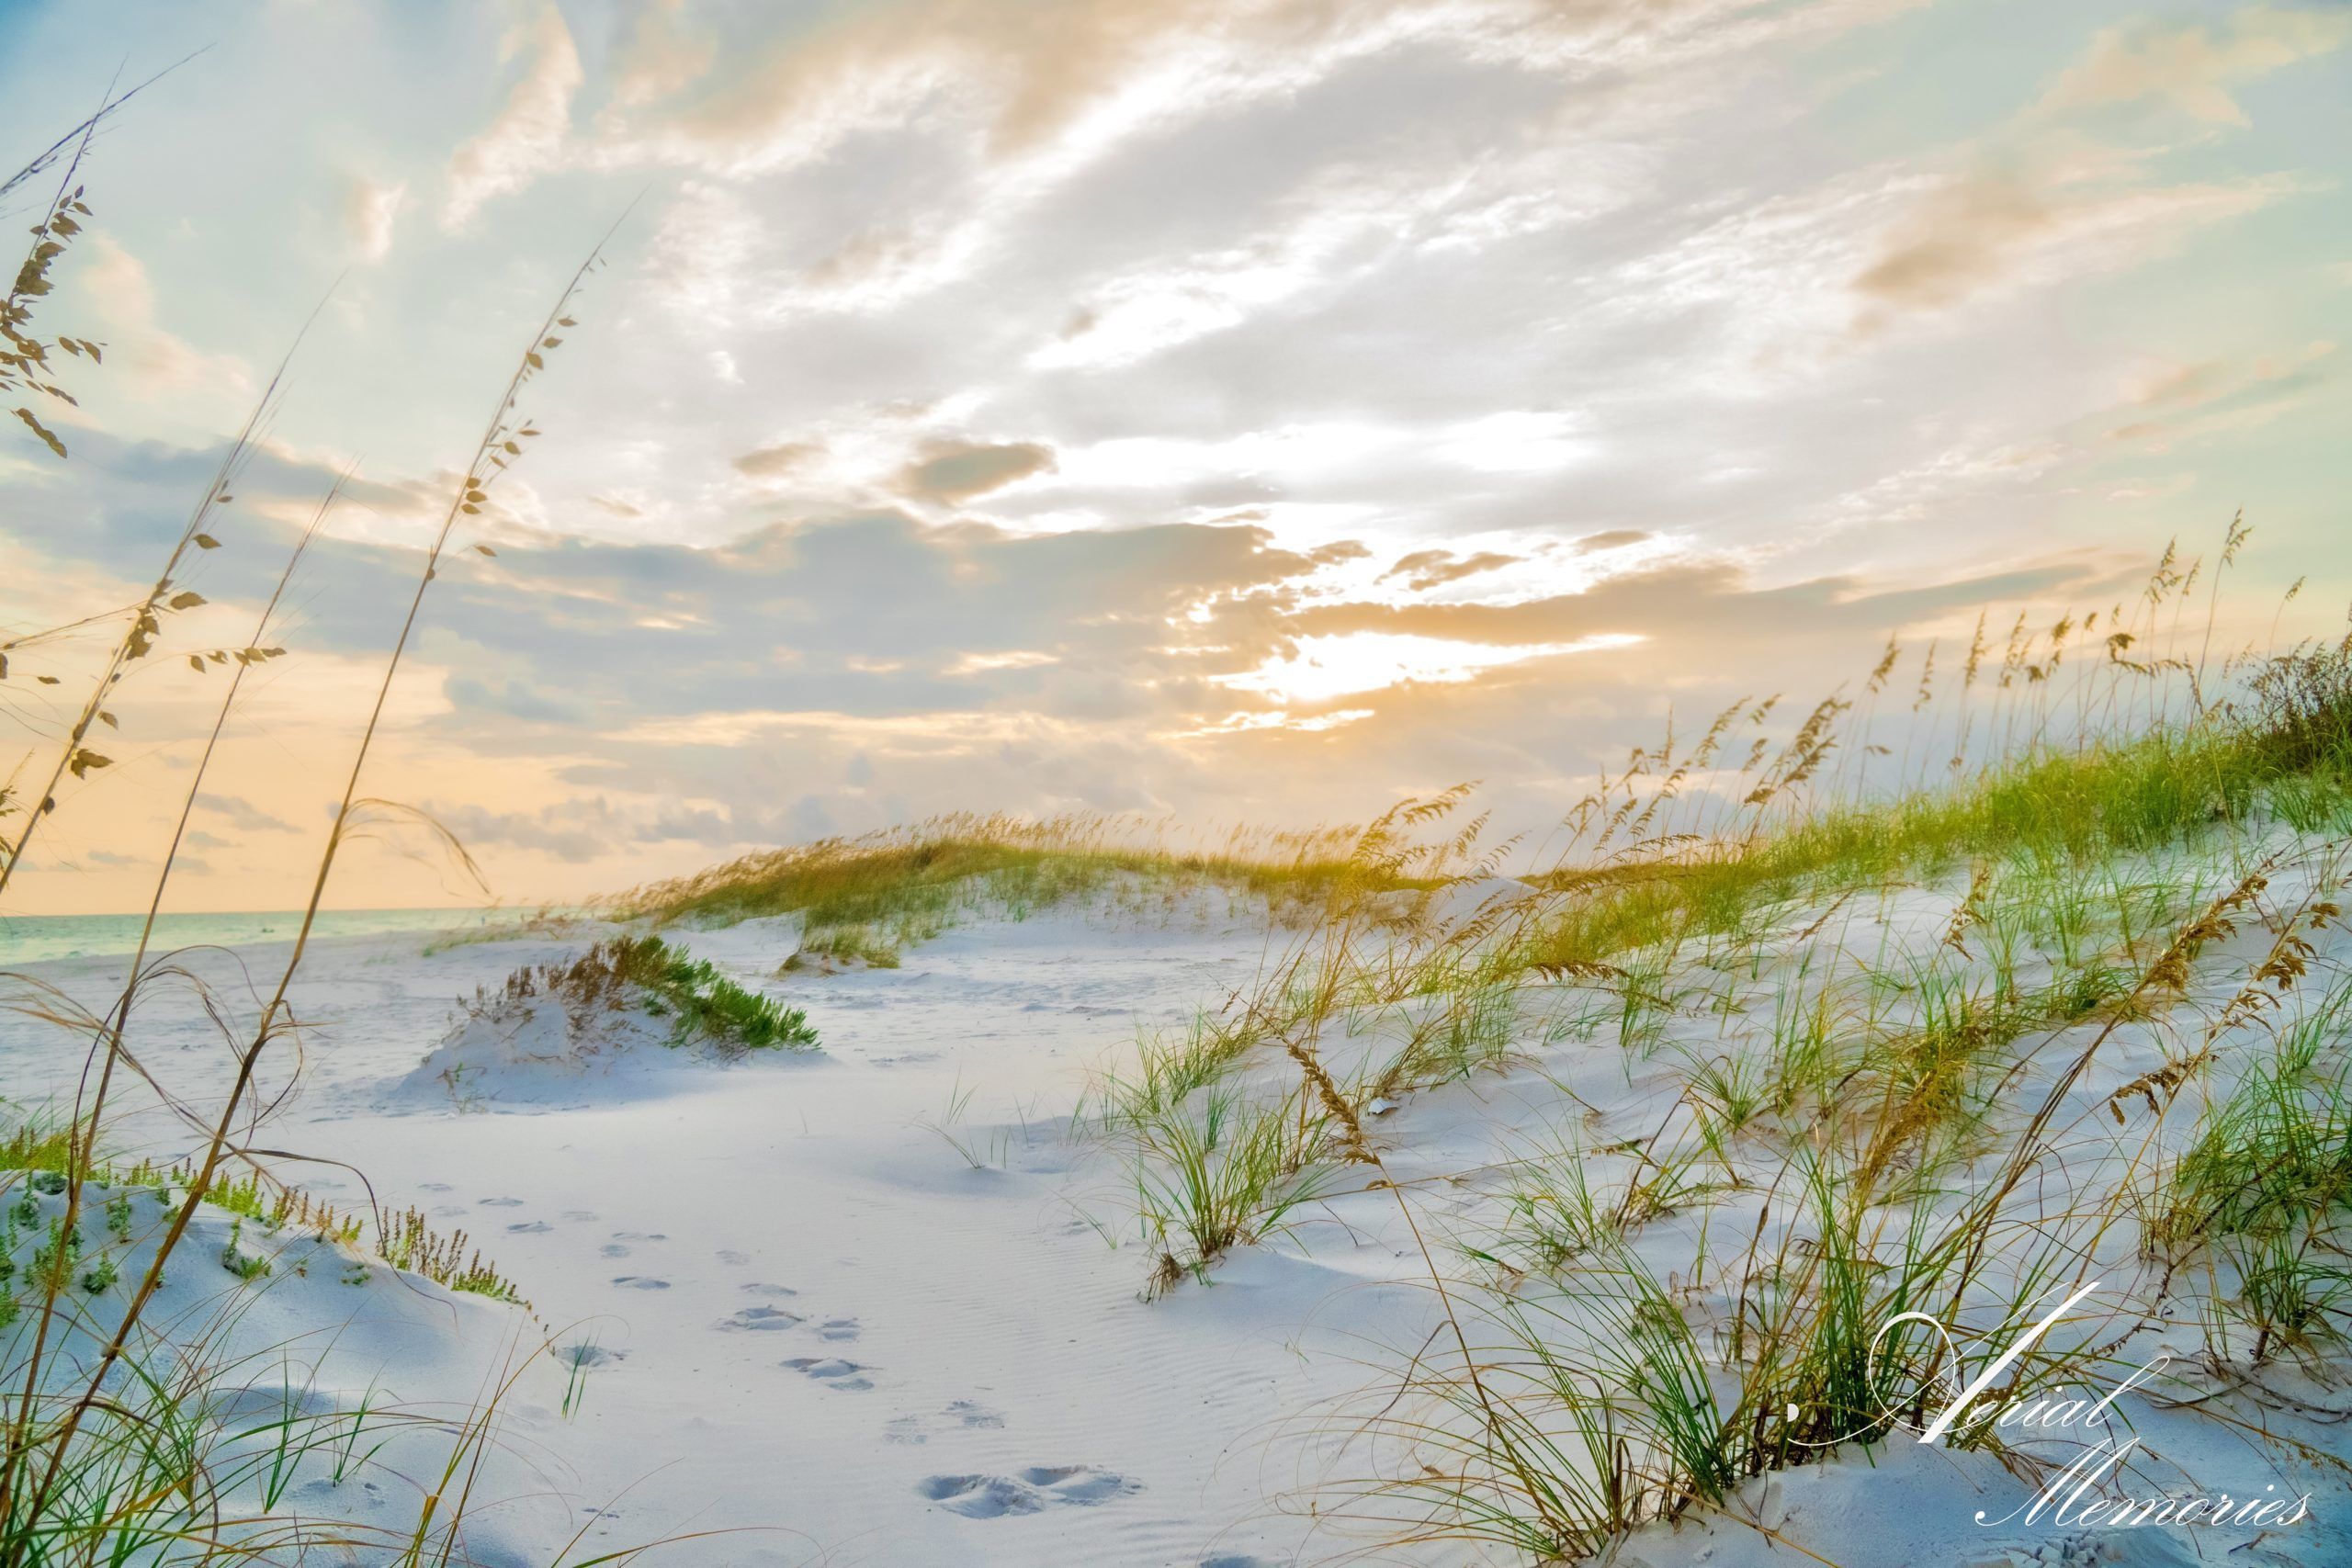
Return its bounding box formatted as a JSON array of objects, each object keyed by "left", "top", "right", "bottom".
[{"left": 0, "top": 908, "right": 499, "bottom": 964}]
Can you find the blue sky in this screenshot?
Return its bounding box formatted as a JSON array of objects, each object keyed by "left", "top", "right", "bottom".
[{"left": 3, "top": 0, "right": 2347, "bottom": 911}]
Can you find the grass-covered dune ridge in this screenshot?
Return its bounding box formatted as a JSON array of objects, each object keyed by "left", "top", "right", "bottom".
[
  {"left": 611, "top": 809, "right": 1447, "bottom": 966},
  {"left": 1516, "top": 637, "right": 2352, "bottom": 979}
]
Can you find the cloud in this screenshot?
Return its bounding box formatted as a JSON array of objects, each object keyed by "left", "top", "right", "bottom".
[
  {"left": 346, "top": 175, "right": 407, "bottom": 264},
  {"left": 425, "top": 798, "right": 622, "bottom": 863},
  {"left": 196, "top": 794, "right": 298, "bottom": 833},
  {"left": 447, "top": 675, "right": 594, "bottom": 725},
  {"left": 77, "top": 237, "right": 254, "bottom": 403},
  {"left": 183, "top": 829, "right": 234, "bottom": 851},
  {"left": 2035, "top": 6, "right": 2350, "bottom": 127},
  {"left": 441, "top": 5, "right": 582, "bottom": 230},
  {"left": 1380, "top": 548, "right": 1522, "bottom": 592},
  {"left": 898, "top": 441, "right": 1056, "bottom": 502},
  {"left": 588, "top": 0, "right": 1871, "bottom": 334},
  {"left": 611, "top": 0, "right": 715, "bottom": 109},
  {"left": 1286, "top": 557, "right": 2102, "bottom": 650},
  {"left": 1575, "top": 530, "right": 1651, "bottom": 553},
  {"left": 1850, "top": 164, "right": 2285, "bottom": 321},
  {"left": 733, "top": 440, "right": 825, "bottom": 479},
  {"left": 2104, "top": 340, "right": 2336, "bottom": 448},
  {"left": 1029, "top": 124, "right": 1644, "bottom": 371},
  {"left": 1846, "top": 10, "right": 2338, "bottom": 330}
]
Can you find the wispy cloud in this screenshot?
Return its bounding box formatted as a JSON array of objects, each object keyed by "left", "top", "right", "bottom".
[{"left": 441, "top": 4, "right": 582, "bottom": 230}]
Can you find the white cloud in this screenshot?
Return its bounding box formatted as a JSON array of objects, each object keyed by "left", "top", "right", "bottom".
[
  {"left": 79, "top": 236, "right": 254, "bottom": 404},
  {"left": 346, "top": 175, "right": 407, "bottom": 264},
  {"left": 441, "top": 4, "right": 582, "bottom": 231},
  {"left": 2035, "top": 6, "right": 2350, "bottom": 127}
]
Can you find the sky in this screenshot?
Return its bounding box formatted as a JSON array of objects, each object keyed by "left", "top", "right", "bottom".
[{"left": 2, "top": 0, "right": 2348, "bottom": 914}]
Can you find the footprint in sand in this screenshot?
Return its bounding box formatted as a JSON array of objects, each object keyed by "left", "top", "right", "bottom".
[
  {"left": 557, "top": 1345, "right": 626, "bottom": 1370},
  {"left": 611, "top": 1275, "right": 671, "bottom": 1291},
  {"left": 783, "top": 1357, "right": 874, "bottom": 1391},
  {"left": 888, "top": 1401, "right": 1005, "bottom": 1445},
  {"left": 741, "top": 1282, "right": 798, "bottom": 1299},
  {"left": 614, "top": 1230, "right": 667, "bottom": 1241},
  {"left": 718, "top": 1305, "right": 803, "bottom": 1332},
  {"left": 431, "top": 1204, "right": 469, "bottom": 1218},
  {"left": 916, "top": 1466, "right": 1138, "bottom": 1518},
  {"left": 561, "top": 1209, "right": 598, "bottom": 1222},
  {"left": 715, "top": 1248, "right": 750, "bottom": 1265},
  {"left": 478, "top": 1196, "right": 525, "bottom": 1208},
  {"left": 419, "top": 1182, "right": 452, "bottom": 1192},
  {"left": 506, "top": 1220, "right": 553, "bottom": 1234},
  {"left": 816, "top": 1317, "right": 860, "bottom": 1341},
  {"left": 601, "top": 1243, "right": 632, "bottom": 1258}
]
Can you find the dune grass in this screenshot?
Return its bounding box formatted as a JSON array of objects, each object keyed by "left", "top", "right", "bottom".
[
  {"left": 483, "top": 933, "right": 819, "bottom": 1054},
  {"left": 613, "top": 811, "right": 1420, "bottom": 966},
  {"left": 1006, "top": 536, "right": 2352, "bottom": 1559},
  {"left": 2153, "top": 976, "right": 2352, "bottom": 1364},
  {"left": 1309, "top": 852, "right": 2348, "bottom": 1561},
  {"left": 1512, "top": 662, "right": 2352, "bottom": 983},
  {"left": 0, "top": 111, "right": 631, "bottom": 1561}
]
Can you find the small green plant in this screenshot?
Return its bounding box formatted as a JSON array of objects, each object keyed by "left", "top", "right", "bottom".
[
  {"left": 787, "top": 920, "right": 910, "bottom": 971},
  {"left": 375, "top": 1207, "right": 526, "bottom": 1304},
  {"left": 556, "top": 1343, "right": 599, "bottom": 1420},
  {"left": 916, "top": 1076, "right": 1025, "bottom": 1170},
  {"left": 220, "top": 1218, "right": 271, "bottom": 1281}
]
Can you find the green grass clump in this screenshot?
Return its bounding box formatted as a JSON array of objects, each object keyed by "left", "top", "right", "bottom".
[
  {"left": 2154, "top": 979, "right": 2352, "bottom": 1362},
  {"left": 509, "top": 934, "right": 819, "bottom": 1053},
  {"left": 602, "top": 934, "right": 819, "bottom": 1051},
  {"left": 1129, "top": 1080, "right": 1340, "bottom": 1297}
]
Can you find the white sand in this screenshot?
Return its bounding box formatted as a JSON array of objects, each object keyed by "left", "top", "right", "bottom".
[{"left": 5, "top": 862, "right": 2348, "bottom": 1567}]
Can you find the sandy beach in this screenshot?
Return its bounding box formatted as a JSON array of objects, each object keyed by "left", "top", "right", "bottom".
[{"left": 10, "top": 832, "right": 2350, "bottom": 1567}]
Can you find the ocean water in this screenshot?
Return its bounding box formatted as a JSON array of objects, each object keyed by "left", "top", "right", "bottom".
[{"left": 0, "top": 908, "right": 500, "bottom": 964}]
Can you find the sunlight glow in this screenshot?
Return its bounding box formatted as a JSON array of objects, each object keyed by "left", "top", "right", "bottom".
[
  {"left": 1191, "top": 706, "right": 1376, "bottom": 735},
  {"left": 1218, "top": 631, "right": 1641, "bottom": 705}
]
